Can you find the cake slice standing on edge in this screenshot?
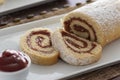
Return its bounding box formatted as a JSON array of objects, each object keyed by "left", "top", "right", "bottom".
[{"left": 51, "top": 29, "right": 102, "bottom": 66}]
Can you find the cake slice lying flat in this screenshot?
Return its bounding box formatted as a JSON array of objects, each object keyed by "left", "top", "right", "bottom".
[
  {"left": 20, "top": 28, "right": 59, "bottom": 65},
  {"left": 51, "top": 29, "right": 102, "bottom": 65}
]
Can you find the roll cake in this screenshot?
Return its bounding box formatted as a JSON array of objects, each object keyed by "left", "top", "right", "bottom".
[
  {"left": 51, "top": 29, "right": 102, "bottom": 65},
  {"left": 20, "top": 28, "right": 59, "bottom": 65},
  {"left": 62, "top": 0, "right": 120, "bottom": 46}
]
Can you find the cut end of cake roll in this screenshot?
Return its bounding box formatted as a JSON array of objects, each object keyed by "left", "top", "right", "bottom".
[
  {"left": 62, "top": 11, "right": 105, "bottom": 46},
  {"left": 62, "top": 0, "right": 120, "bottom": 46},
  {"left": 20, "top": 28, "right": 59, "bottom": 65},
  {"left": 51, "top": 29, "right": 102, "bottom": 66}
]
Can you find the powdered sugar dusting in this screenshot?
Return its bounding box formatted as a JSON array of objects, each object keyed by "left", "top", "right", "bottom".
[{"left": 68, "top": 0, "right": 120, "bottom": 44}]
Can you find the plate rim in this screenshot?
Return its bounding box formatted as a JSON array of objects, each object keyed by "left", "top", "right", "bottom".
[{"left": 0, "top": 0, "right": 55, "bottom": 16}]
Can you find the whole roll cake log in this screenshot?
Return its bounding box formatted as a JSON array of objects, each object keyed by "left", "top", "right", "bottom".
[{"left": 62, "top": 0, "right": 120, "bottom": 46}]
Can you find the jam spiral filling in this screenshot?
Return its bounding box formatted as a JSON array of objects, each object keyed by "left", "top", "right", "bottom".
[
  {"left": 0, "top": 50, "right": 28, "bottom": 72},
  {"left": 61, "top": 31, "right": 96, "bottom": 53},
  {"left": 27, "top": 30, "right": 54, "bottom": 53},
  {"left": 64, "top": 17, "right": 97, "bottom": 42}
]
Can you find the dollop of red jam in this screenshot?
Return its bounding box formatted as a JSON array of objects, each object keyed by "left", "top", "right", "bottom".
[{"left": 0, "top": 50, "right": 28, "bottom": 72}]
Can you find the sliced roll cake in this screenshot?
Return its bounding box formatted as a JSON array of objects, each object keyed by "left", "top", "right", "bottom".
[
  {"left": 51, "top": 29, "right": 102, "bottom": 66},
  {"left": 62, "top": 0, "right": 120, "bottom": 46},
  {"left": 20, "top": 28, "right": 59, "bottom": 65}
]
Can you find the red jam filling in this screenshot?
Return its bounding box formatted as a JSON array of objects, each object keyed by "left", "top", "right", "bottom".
[
  {"left": 27, "top": 30, "right": 54, "bottom": 53},
  {"left": 0, "top": 50, "right": 28, "bottom": 72},
  {"left": 61, "top": 31, "right": 96, "bottom": 53},
  {"left": 64, "top": 17, "right": 97, "bottom": 41}
]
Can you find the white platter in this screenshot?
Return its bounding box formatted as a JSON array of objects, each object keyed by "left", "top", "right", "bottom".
[
  {"left": 0, "top": 0, "right": 55, "bottom": 16},
  {"left": 0, "top": 15, "right": 120, "bottom": 80}
]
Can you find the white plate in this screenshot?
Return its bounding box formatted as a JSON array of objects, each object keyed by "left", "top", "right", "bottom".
[
  {"left": 0, "top": 15, "right": 120, "bottom": 80},
  {"left": 0, "top": 0, "right": 55, "bottom": 16}
]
